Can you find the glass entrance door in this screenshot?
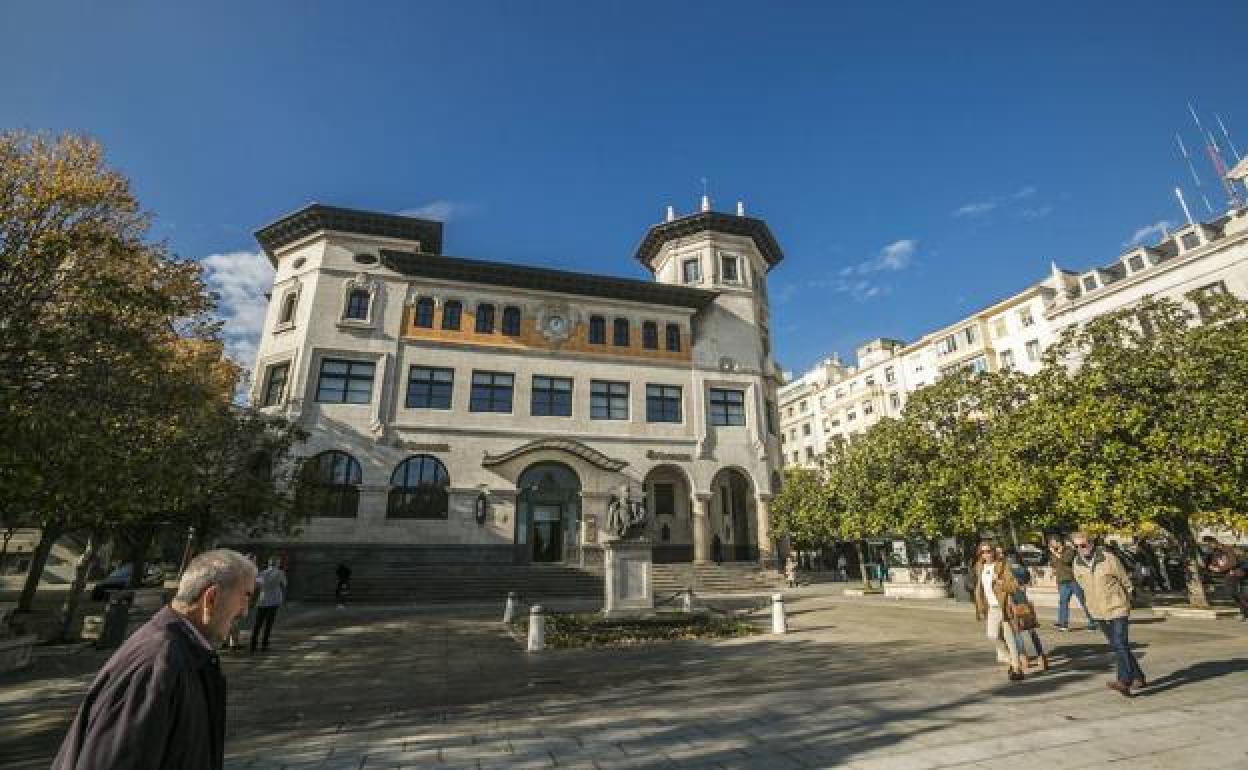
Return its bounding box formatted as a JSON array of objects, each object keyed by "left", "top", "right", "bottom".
[{"left": 532, "top": 503, "right": 563, "bottom": 562}]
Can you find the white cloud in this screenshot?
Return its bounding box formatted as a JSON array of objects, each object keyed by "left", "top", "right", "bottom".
[
  {"left": 1012, "top": 185, "right": 1037, "bottom": 199},
  {"left": 845, "top": 238, "right": 917, "bottom": 275},
  {"left": 397, "top": 200, "right": 470, "bottom": 222},
  {"left": 1123, "top": 220, "right": 1173, "bottom": 247},
  {"left": 1020, "top": 205, "right": 1053, "bottom": 220},
  {"left": 201, "top": 250, "right": 275, "bottom": 374},
  {"left": 953, "top": 201, "right": 997, "bottom": 218}
]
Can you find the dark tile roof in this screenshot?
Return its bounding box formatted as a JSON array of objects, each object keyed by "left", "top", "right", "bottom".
[
  {"left": 255, "top": 204, "right": 444, "bottom": 261},
  {"left": 634, "top": 211, "right": 784, "bottom": 270},
  {"left": 379, "top": 250, "right": 718, "bottom": 310}
]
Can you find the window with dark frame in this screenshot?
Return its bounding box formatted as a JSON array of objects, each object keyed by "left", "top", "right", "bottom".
[
  {"left": 682, "top": 258, "right": 701, "bottom": 284},
  {"left": 720, "top": 254, "right": 740, "bottom": 282},
  {"left": 345, "top": 288, "right": 371, "bottom": 320},
  {"left": 441, "top": 300, "right": 462, "bottom": 330},
  {"left": 295, "top": 450, "right": 361, "bottom": 518},
  {"left": 414, "top": 297, "right": 434, "bottom": 328},
  {"left": 531, "top": 375, "right": 573, "bottom": 417},
  {"left": 764, "top": 399, "right": 776, "bottom": 434},
  {"left": 665, "top": 323, "right": 681, "bottom": 352},
  {"left": 316, "top": 359, "right": 375, "bottom": 404},
  {"left": 501, "top": 306, "right": 522, "bottom": 336},
  {"left": 469, "top": 371, "right": 513, "bottom": 412},
  {"left": 645, "top": 384, "right": 682, "bottom": 423},
  {"left": 709, "top": 388, "right": 746, "bottom": 426},
  {"left": 261, "top": 362, "right": 289, "bottom": 407},
  {"left": 387, "top": 455, "right": 450, "bottom": 519},
  {"left": 1190, "top": 281, "right": 1229, "bottom": 322},
  {"left": 591, "top": 380, "right": 629, "bottom": 420},
  {"left": 642, "top": 321, "right": 658, "bottom": 349},
  {"left": 405, "top": 366, "right": 454, "bottom": 409},
  {"left": 475, "top": 303, "right": 495, "bottom": 333},
  {"left": 589, "top": 315, "right": 606, "bottom": 344},
  {"left": 654, "top": 483, "right": 675, "bottom": 516},
  {"left": 278, "top": 292, "right": 298, "bottom": 325},
  {"left": 613, "top": 318, "right": 630, "bottom": 346}
]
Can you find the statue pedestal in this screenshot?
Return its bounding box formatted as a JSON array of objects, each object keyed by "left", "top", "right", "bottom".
[{"left": 602, "top": 539, "right": 654, "bottom": 619}]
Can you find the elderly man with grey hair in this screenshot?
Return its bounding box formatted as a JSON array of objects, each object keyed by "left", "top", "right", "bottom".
[{"left": 52, "top": 548, "right": 256, "bottom": 770}]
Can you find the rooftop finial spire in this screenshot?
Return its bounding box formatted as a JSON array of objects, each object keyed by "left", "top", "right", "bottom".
[
  {"left": 665, "top": 205, "right": 676, "bottom": 223},
  {"left": 736, "top": 200, "right": 745, "bottom": 216},
  {"left": 700, "top": 177, "right": 711, "bottom": 212}
]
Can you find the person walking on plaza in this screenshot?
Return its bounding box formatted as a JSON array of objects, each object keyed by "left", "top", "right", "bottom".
[
  {"left": 1000, "top": 546, "right": 1048, "bottom": 671},
  {"left": 837, "top": 552, "right": 849, "bottom": 582},
  {"left": 1071, "top": 532, "right": 1145, "bottom": 696},
  {"left": 1205, "top": 539, "right": 1248, "bottom": 622},
  {"left": 52, "top": 549, "right": 256, "bottom": 770},
  {"left": 1048, "top": 536, "right": 1096, "bottom": 632},
  {"left": 972, "top": 542, "right": 1026, "bottom": 681},
  {"left": 250, "top": 556, "right": 287, "bottom": 653},
  {"left": 784, "top": 552, "right": 799, "bottom": 588},
  {"left": 335, "top": 562, "right": 352, "bottom": 609}
]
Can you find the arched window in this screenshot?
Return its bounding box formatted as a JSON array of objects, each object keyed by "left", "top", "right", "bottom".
[
  {"left": 642, "top": 321, "right": 658, "bottom": 350},
  {"left": 345, "top": 288, "right": 370, "bottom": 320},
  {"left": 296, "top": 451, "right": 362, "bottom": 518},
  {"left": 388, "top": 455, "right": 450, "bottom": 519},
  {"left": 278, "top": 292, "right": 298, "bottom": 325},
  {"left": 441, "top": 300, "right": 462, "bottom": 330},
  {"left": 414, "top": 297, "right": 435, "bottom": 328},
  {"left": 613, "top": 318, "right": 630, "bottom": 347},
  {"left": 665, "top": 323, "right": 682, "bottom": 352},
  {"left": 501, "top": 306, "right": 522, "bottom": 336},
  {"left": 588, "top": 315, "right": 606, "bottom": 344},
  {"left": 475, "top": 303, "right": 495, "bottom": 333}
]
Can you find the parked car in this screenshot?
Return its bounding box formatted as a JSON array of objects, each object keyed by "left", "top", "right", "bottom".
[{"left": 90, "top": 564, "right": 164, "bottom": 600}]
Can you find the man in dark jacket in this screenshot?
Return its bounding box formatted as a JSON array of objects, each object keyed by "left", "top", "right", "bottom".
[
  {"left": 52, "top": 549, "right": 257, "bottom": 770},
  {"left": 1048, "top": 535, "right": 1096, "bottom": 631}
]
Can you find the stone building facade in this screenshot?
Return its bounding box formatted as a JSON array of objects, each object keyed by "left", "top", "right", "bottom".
[
  {"left": 780, "top": 206, "right": 1248, "bottom": 465},
  {"left": 246, "top": 202, "right": 785, "bottom": 580}
]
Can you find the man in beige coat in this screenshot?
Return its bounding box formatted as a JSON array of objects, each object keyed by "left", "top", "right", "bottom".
[{"left": 1071, "top": 532, "right": 1144, "bottom": 696}]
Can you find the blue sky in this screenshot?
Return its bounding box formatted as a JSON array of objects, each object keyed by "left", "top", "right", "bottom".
[{"left": 3, "top": 0, "right": 1245, "bottom": 374}]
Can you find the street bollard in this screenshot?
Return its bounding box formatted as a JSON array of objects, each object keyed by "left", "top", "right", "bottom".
[
  {"left": 771, "top": 593, "right": 787, "bottom": 635},
  {"left": 503, "top": 592, "right": 518, "bottom": 624},
  {"left": 526, "top": 605, "right": 545, "bottom": 652},
  {"left": 682, "top": 588, "right": 695, "bottom": 613}
]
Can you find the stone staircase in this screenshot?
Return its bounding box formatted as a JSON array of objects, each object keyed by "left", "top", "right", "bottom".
[
  {"left": 298, "top": 563, "right": 604, "bottom": 604},
  {"left": 651, "top": 562, "right": 784, "bottom": 598}
]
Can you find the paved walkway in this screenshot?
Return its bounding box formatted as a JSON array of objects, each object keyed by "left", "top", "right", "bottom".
[{"left": 3, "top": 593, "right": 1247, "bottom": 769}]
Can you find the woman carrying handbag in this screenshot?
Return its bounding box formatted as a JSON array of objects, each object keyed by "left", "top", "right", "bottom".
[
  {"left": 1001, "top": 546, "right": 1049, "bottom": 672},
  {"left": 972, "top": 543, "right": 1027, "bottom": 681}
]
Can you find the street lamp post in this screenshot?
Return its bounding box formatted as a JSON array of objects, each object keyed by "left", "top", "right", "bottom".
[{"left": 177, "top": 526, "right": 196, "bottom": 581}]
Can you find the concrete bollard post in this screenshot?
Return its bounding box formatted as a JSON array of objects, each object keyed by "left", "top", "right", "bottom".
[
  {"left": 503, "top": 592, "right": 518, "bottom": 624},
  {"left": 682, "top": 588, "right": 695, "bottom": 613},
  {"left": 526, "top": 605, "right": 545, "bottom": 652},
  {"left": 771, "top": 593, "right": 787, "bottom": 635}
]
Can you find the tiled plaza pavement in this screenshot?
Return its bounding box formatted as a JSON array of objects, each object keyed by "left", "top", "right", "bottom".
[{"left": 3, "top": 592, "right": 1247, "bottom": 769}]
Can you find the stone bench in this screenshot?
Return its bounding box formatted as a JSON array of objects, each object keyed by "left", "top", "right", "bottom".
[{"left": 885, "top": 567, "right": 950, "bottom": 600}]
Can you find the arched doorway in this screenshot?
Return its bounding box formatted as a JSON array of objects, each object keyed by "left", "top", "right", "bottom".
[
  {"left": 710, "top": 468, "right": 756, "bottom": 562},
  {"left": 517, "top": 463, "right": 581, "bottom": 563},
  {"left": 644, "top": 464, "right": 692, "bottom": 563}
]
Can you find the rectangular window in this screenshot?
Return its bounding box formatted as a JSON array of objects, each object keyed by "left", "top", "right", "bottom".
[
  {"left": 802, "top": 423, "right": 811, "bottom": 436},
  {"left": 682, "top": 258, "right": 701, "bottom": 284},
  {"left": 863, "top": 401, "right": 874, "bottom": 415},
  {"left": 1190, "top": 280, "right": 1229, "bottom": 321},
  {"left": 720, "top": 254, "right": 740, "bottom": 282},
  {"left": 591, "top": 380, "right": 629, "bottom": 420},
  {"left": 530, "top": 375, "right": 573, "bottom": 417},
  {"left": 613, "top": 318, "right": 630, "bottom": 347},
  {"left": 642, "top": 322, "right": 659, "bottom": 350},
  {"left": 654, "top": 483, "right": 675, "bottom": 516},
  {"left": 475, "top": 304, "right": 495, "bottom": 333},
  {"left": 469, "top": 371, "right": 513, "bottom": 413},
  {"left": 645, "top": 384, "right": 682, "bottom": 423},
  {"left": 261, "top": 362, "right": 289, "bottom": 407},
  {"left": 805, "top": 447, "right": 815, "bottom": 461},
  {"left": 406, "top": 366, "right": 454, "bottom": 409},
  {"left": 884, "top": 367, "right": 895, "bottom": 384},
  {"left": 1025, "top": 340, "right": 1041, "bottom": 362},
  {"left": 999, "top": 349, "right": 1016, "bottom": 370},
  {"left": 316, "top": 359, "right": 375, "bottom": 404},
  {"left": 889, "top": 393, "right": 900, "bottom": 409},
  {"left": 1128, "top": 254, "right": 1146, "bottom": 271},
  {"left": 847, "top": 411, "right": 857, "bottom": 421},
  {"left": 665, "top": 323, "right": 682, "bottom": 352},
  {"left": 765, "top": 399, "right": 776, "bottom": 435},
  {"left": 1019, "top": 307, "right": 1035, "bottom": 327},
  {"left": 865, "top": 376, "right": 875, "bottom": 387},
  {"left": 1180, "top": 231, "right": 1201, "bottom": 250},
  {"left": 1082, "top": 275, "right": 1098, "bottom": 292},
  {"left": 964, "top": 325, "right": 978, "bottom": 345},
  {"left": 709, "top": 388, "right": 746, "bottom": 426}
]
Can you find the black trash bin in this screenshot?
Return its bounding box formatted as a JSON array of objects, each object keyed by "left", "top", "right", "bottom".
[
  {"left": 949, "top": 566, "right": 971, "bottom": 602},
  {"left": 98, "top": 591, "right": 134, "bottom": 649}
]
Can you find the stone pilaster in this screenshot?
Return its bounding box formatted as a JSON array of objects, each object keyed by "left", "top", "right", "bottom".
[{"left": 692, "top": 495, "right": 711, "bottom": 564}]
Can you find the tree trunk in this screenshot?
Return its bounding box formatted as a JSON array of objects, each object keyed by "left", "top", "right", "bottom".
[
  {"left": 1180, "top": 520, "right": 1210, "bottom": 609},
  {"left": 17, "top": 521, "right": 63, "bottom": 613},
  {"left": 856, "top": 540, "right": 871, "bottom": 586},
  {"left": 0, "top": 527, "right": 14, "bottom": 574},
  {"left": 59, "top": 532, "right": 98, "bottom": 642},
  {"left": 124, "top": 527, "right": 155, "bottom": 590}
]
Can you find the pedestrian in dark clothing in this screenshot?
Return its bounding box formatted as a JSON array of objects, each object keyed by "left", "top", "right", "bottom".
[
  {"left": 335, "top": 562, "right": 352, "bottom": 608},
  {"left": 51, "top": 549, "right": 256, "bottom": 770},
  {"left": 1047, "top": 536, "right": 1096, "bottom": 631}
]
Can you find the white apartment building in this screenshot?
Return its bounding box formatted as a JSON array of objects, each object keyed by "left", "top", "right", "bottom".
[
  {"left": 241, "top": 202, "right": 786, "bottom": 594},
  {"left": 780, "top": 206, "right": 1248, "bottom": 467}
]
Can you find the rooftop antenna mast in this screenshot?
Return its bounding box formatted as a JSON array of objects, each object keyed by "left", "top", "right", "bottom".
[
  {"left": 1190, "top": 102, "right": 1243, "bottom": 208},
  {"left": 1176, "top": 132, "right": 1215, "bottom": 214},
  {"left": 1216, "top": 113, "right": 1242, "bottom": 162}
]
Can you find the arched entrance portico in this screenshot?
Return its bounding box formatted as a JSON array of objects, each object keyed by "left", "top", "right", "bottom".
[
  {"left": 709, "top": 468, "right": 757, "bottom": 562},
  {"left": 516, "top": 463, "right": 581, "bottom": 563},
  {"left": 643, "top": 464, "right": 693, "bottom": 563}
]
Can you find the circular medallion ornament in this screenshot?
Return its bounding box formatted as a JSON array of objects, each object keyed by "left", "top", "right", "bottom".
[{"left": 538, "top": 305, "right": 575, "bottom": 343}]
